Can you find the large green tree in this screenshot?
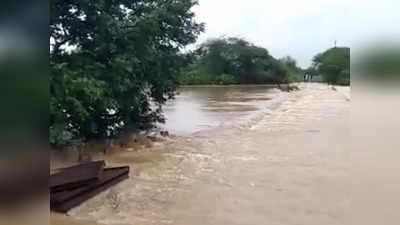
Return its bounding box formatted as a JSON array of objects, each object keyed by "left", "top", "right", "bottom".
[
  {"left": 312, "top": 47, "right": 350, "bottom": 85},
  {"left": 50, "top": 0, "right": 204, "bottom": 146},
  {"left": 180, "top": 37, "right": 289, "bottom": 85}
]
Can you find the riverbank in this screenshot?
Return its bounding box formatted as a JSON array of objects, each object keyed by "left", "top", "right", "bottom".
[{"left": 51, "top": 83, "right": 350, "bottom": 225}]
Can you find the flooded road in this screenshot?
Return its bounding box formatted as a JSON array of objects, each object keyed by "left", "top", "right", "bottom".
[{"left": 51, "top": 83, "right": 350, "bottom": 225}]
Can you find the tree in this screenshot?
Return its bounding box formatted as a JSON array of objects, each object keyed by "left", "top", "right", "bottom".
[
  {"left": 279, "top": 56, "right": 303, "bottom": 82},
  {"left": 280, "top": 56, "right": 297, "bottom": 68},
  {"left": 180, "top": 37, "right": 290, "bottom": 85},
  {"left": 50, "top": 0, "right": 204, "bottom": 146},
  {"left": 312, "top": 47, "right": 350, "bottom": 85}
]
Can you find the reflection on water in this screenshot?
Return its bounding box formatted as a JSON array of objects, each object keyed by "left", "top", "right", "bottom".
[{"left": 162, "top": 85, "right": 279, "bottom": 135}]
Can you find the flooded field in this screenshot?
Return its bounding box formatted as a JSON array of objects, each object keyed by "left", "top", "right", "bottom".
[{"left": 51, "top": 83, "right": 351, "bottom": 225}]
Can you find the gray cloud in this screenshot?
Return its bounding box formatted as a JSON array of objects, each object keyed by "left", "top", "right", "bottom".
[{"left": 190, "top": 0, "right": 399, "bottom": 68}]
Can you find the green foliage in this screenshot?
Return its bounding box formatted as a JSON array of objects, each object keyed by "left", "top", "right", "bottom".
[
  {"left": 214, "top": 74, "right": 236, "bottom": 85},
  {"left": 312, "top": 47, "right": 350, "bottom": 85},
  {"left": 337, "top": 69, "right": 350, "bottom": 85},
  {"left": 178, "top": 63, "right": 211, "bottom": 85},
  {"left": 279, "top": 56, "right": 303, "bottom": 82},
  {"left": 50, "top": 0, "right": 204, "bottom": 146},
  {"left": 179, "top": 37, "right": 294, "bottom": 85}
]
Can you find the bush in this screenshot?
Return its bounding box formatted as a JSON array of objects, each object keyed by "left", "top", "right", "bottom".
[
  {"left": 50, "top": 125, "right": 74, "bottom": 147},
  {"left": 179, "top": 64, "right": 211, "bottom": 85},
  {"left": 214, "top": 74, "right": 236, "bottom": 85}
]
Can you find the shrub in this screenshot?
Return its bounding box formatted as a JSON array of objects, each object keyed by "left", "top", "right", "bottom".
[{"left": 214, "top": 74, "right": 236, "bottom": 85}]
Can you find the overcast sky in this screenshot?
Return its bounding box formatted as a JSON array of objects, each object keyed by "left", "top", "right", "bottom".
[{"left": 190, "top": 0, "right": 399, "bottom": 68}]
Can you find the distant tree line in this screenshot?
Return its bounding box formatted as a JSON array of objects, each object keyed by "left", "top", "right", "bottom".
[
  {"left": 178, "top": 37, "right": 303, "bottom": 85},
  {"left": 50, "top": 0, "right": 204, "bottom": 147}
]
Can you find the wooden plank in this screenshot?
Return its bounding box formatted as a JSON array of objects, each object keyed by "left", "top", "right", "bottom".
[
  {"left": 50, "top": 161, "right": 105, "bottom": 192},
  {"left": 50, "top": 166, "right": 130, "bottom": 213},
  {"left": 51, "top": 167, "right": 128, "bottom": 203}
]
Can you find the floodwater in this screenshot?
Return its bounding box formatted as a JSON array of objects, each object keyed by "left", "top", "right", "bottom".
[
  {"left": 161, "top": 85, "right": 283, "bottom": 135},
  {"left": 51, "top": 83, "right": 351, "bottom": 225}
]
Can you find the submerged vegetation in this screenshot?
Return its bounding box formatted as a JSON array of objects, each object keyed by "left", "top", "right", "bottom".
[{"left": 178, "top": 37, "right": 303, "bottom": 85}]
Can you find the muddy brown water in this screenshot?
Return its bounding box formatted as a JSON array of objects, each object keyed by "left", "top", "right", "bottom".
[
  {"left": 160, "top": 85, "right": 282, "bottom": 135},
  {"left": 51, "top": 83, "right": 351, "bottom": 225}
]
